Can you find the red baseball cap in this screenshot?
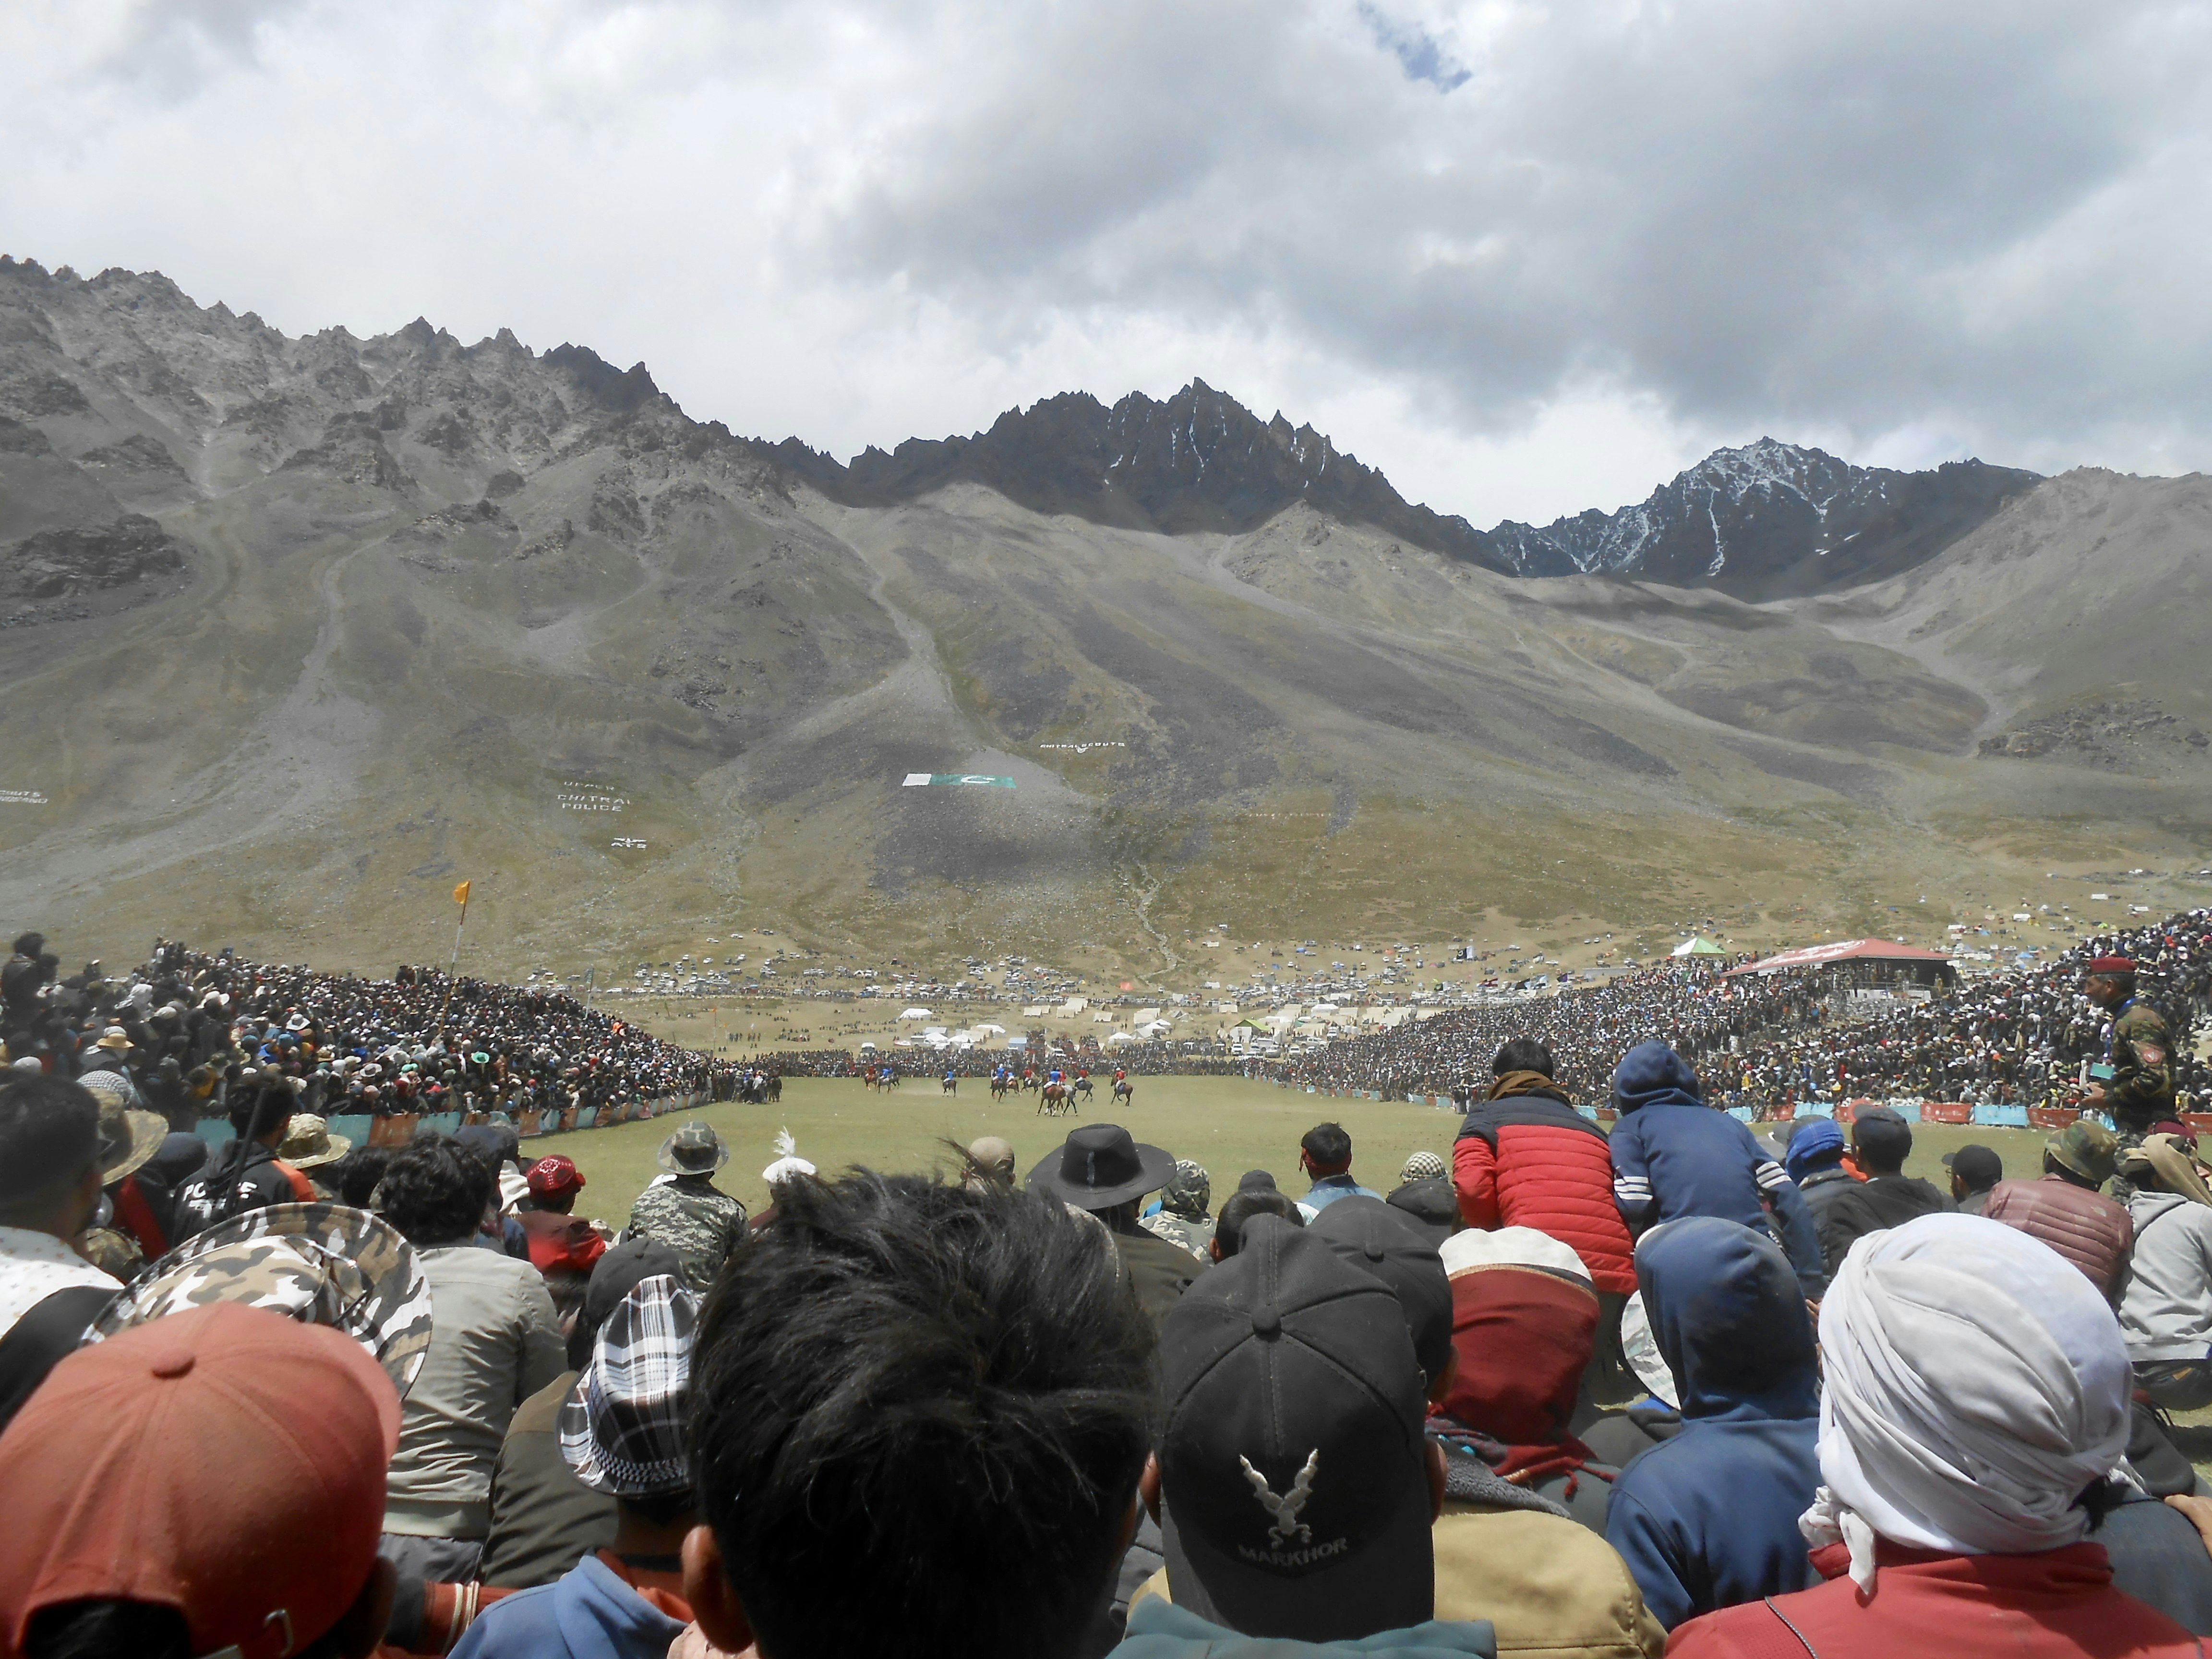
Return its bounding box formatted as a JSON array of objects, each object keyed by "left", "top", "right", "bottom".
[
  {"left": 528, "top": 1154, "right": 586, "bottom": 1195},
  {"left": 0, "top": 1303, "right": 400, "bottom": 1659},
  {"left": 2087, "top": 955, "right": 2137, "bottom": 974}
]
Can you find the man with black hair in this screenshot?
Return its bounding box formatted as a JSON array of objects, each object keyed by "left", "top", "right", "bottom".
[
  {"left": 1299, "top": 1121, "right": 1381, "bottom": 1213},
  {"left": 170, "top": 1075, "right": 303, "bottom": 1238},
  {"left": 378, "top": 1134, "right": 565, "bottom": 1605},
  {"left": 0, "top": 1074, "right": 125, "bottom": 1426},
  {"left": 1814, "top": 1107, "right": 1950, "bottom": 1274},
  {"left": 1210, "top": 1186, "right": 1304, "bottom": 1261},
  {"left": 681, "top": 1172, "right": 1156, "bottom": 1659}
]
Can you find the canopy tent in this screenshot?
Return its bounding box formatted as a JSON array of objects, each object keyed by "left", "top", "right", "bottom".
[
  {"left": 1670, "top": 937, "right": 1729, "bottom": 958},
  {"left": 1724, "top": 938, "right": 1954, "bottom": 981}
]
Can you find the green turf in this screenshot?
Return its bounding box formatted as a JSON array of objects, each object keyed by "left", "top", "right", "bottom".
[{"left": 550, "top": 1076, "right": 2060, "bottom": 1230}]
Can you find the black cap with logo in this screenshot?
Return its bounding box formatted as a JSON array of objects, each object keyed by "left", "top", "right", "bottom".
[{"left": 1156, "top": 1214, "right": 1434, "bottom": 1641}]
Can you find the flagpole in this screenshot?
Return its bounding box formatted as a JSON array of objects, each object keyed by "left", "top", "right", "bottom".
[{"left": 437, "top": 881, "right": 470, "bottom": 1038}]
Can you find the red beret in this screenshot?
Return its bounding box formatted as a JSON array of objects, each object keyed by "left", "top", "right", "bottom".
[{"left": 2087, "top": 956, "right": 2136, "bottom": 974}]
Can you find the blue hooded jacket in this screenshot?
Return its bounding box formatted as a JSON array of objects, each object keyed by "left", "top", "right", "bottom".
[
  {"left": 449, "top": 1553, "right": 687, "bottom": 1659},
  {"left": 1602, "top": 1217, "right": 1821, "bottom": 1630},
  {"left": 1604, "top": 1041, "right": 1825, "bottom": 1295}
]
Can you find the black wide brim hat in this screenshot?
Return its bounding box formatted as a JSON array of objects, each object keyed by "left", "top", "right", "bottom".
[{"left": 1026, "top": 1123, "right": 1175, "bottom": 1211}]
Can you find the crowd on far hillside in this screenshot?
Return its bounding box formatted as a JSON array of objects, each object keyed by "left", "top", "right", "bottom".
[
  {"left": 0, "top": 935, "right": 719, "bottom": 1130},
  {"left": 1264, "top": 909, "right": 2212, "bottom": 1116}
]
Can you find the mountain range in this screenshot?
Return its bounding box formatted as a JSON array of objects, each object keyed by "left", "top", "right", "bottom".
[{"left": 0, "top": 254, "right": 2204, "bottom": 978}]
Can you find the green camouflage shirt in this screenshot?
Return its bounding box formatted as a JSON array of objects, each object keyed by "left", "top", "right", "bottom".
[
  {"left": 625, "top": 1177, "right": 747, "bottom": 1295},
  {"left": 2108, "top": 1000, "right": 2177, "bottom": 1131},
  {"left": 1141, "top": 1210, "right": 1214, "bottom": 1261}
]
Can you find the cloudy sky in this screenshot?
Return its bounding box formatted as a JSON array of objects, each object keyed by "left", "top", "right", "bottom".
[{"left": 4, "top": 0, "right": 2209, "bottom": 525}]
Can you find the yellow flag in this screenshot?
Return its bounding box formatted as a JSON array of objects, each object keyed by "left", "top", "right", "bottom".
[{"left": 453, "top": 880, "right": 471, "bottom": 905}]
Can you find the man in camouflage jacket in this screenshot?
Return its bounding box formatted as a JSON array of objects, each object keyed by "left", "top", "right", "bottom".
[
  {"left": 2083, "top": 955, "right": 2177, "bottom": 1198},
  {"left": 625, "top": 1121, "right": 746, "bottom": 1295},
  {"left": 1142, "top": 1160, "right": 1214, "bottom": 1261}
]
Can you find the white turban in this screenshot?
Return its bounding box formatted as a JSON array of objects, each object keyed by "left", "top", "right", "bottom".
[{"left": 1803, "top": 1212, "right": 2129, "bottom": 1591}]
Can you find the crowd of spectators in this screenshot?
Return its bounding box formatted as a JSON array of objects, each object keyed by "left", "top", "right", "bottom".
[
  {"left": 1262, "top": 908, "right": 2212, "bottom": 1116},
  {"left": 0, "top": 935, "right": 721, "bottom": 1130},
  {"left": 12, "top": 997, "right": 2212, "bottom": 1659}
]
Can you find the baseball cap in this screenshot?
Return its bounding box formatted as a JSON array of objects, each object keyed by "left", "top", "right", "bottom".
[
  {"left": 1307, "top": 1196, "right": 1453, "bottom": 1387},
  {"left": 1784, "top": 1118, "right": 1847, "bottom": 1177},
  {"left": 1155, "top": 1216, "right": 1434, "bottom": 1641},
  {"left": 0, "top": 1304, "right": 399, "bottom": 1659},
  {"left": 560, "top": 1274, "right": 697, "bottom": 1497},
  {"left": 1942, "top": 1143, "right": 2004, "bottom": 1190},
  {"left": 527, "top": 1154, "right": 586, "bottom": 1196},
  {"left": 1384, "top": 1176, "right": 1458, "bottom": 1246},
  {"left": 1237, "top": 1169, "right": 1280, "bottom": 1194},
  {"left": 1850, "top": 1106, "right": 1912, "bottom": 1167}
]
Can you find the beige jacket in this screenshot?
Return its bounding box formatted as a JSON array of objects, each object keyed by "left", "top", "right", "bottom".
[
  {"left": 1129, "top": 1508, "right": 1665, "bottom": 1658},
  {"left": 382, "top": 1244, "right": 565, "bottom": 1539}
]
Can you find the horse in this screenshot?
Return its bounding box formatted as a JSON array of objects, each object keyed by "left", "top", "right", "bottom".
[
  {"left": 1038, "top": 1081, "right": 1076, "bottom": 1117},
  {"left": 941, "top": 1073, "right": 958, "bottom": 1095},
  {"left": 861, "top": 1069, "right": 881, "bottom": 1094},
  {"left": 1071, "top": 1074, "right": 1094, "bottom": 1101},
  {"left": 1112, "top": 1077, "right": 1135, "bottom": 1106},
  {"left": 990, "top": 1071, "right": 1011, "bottom": 1101}
]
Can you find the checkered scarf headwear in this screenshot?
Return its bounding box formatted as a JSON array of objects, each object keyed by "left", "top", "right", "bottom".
[{"left": 559, "top": 1274, "right": 698, "bottom": 1497}]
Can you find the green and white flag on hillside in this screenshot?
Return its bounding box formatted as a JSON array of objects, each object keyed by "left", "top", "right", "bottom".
[{"left": 902, "top": 773, "right": 1016, "bottom": 788}]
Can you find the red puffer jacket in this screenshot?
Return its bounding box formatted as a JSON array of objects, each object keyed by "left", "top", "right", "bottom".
[
  {"left": 1454, "top": 1083, "right": 1636, "bottom": 1294},
  {"left": 1981, "top": 1175, "right": 2134, "bottom": 1300}
]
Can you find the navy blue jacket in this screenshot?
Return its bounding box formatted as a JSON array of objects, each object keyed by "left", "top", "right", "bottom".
[
  {"left": 1605, "top": 1041, "right": 1826, "bottom": 1296},
  {"left": 1603, "top": 1216, "right": 1822, "bottom": 1630}
]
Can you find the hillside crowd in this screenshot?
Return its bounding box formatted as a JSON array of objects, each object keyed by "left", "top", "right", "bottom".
[
  {"left": 9, "top": 911, "right": 2212, "bottom": 1659},
  {"left": 0, "top": 935, "right": 719, "bottom": 1131},
  {"left": 1269, "top": 908, "right": 2212, "bottom": 1116}
]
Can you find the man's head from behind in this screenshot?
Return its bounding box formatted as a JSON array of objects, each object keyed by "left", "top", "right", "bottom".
[
  {"left": 0, "top": 1074, "right": 103, "bottom": 1238},
  {"left": 1491, "top": 1037, "right": 1554, "bottom": 1080},
  {"left": 1151, "top": 1216, "right": 1436, "bottom": 1642},
  {"left": 1945, "top": 1143, "right": 2004, "bottom": 1201},
  {"left": 1213, "top": 1187, "right": 1304, "bottom": 1261},
  {"left": 377, "top": 1134, "right": 494, "bottom": 1247},
  {"left": 1850, "top": 1107, "right": 1912, "bottom": 1177},
  {"left": 1299, "top": 1122, "right": 1353, "bottom": 1179},
  {"left": 684, "top": 1173, "right": 1154, "bottom": 1659}
]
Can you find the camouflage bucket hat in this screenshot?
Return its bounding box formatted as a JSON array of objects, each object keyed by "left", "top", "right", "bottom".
[
  {"left": 2048, "top": 1117, "right": 2120, "bottom": 1188},
  {"left": 1162, "top": 1159, "right": 1211, "bottom": 1220},
  {"left": 658, "top": 1120, "right": 728, "bottom": 1175},
  {"left": 87, "top": 1202, "right": 433, "bottom": 1399}
]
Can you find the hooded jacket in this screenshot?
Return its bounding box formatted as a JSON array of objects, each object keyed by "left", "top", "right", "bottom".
[
  {"left": 1111, "top": 1597, "right": 1498, "bottom": 1658},
  {"left": 1453, "top": 1076, "right": 1635, "bottom": 1295},
  {"left": 1602, "top": 1043, "right": 1826, "bottom": 1297},
  {"left": 1602, "top": 1218, "right": 1821, "bottom": 1630},
  {"left": 2119, "top": 1191, "right": 2212, "bottom": 1361},
  {"left": 449, "top": 1551, "right": 688, "bottom": 1659}
]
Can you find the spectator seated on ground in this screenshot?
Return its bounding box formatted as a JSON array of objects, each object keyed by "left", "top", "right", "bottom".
[
  {"left": 680, "top": 1170, "right": 1157, "bottom": 1659},
  {"left": 1030, "top": 1124, "right": 1203, "bottom": 1326},
  {"left": 1604, "top": 1217, "right": 1821, "bottom": 1630},
  {"left": 1946, "top": 1142, "right": 2004, "bottom": 1215},
  {"left": 477, "top": 1238, "right": 685, "bottom": 1591},
  {"left": 1984, "top": 1120, "right": 2135, "bottom": 1302},
  {"left": 454, "top": 1274, "right": 701, "bottom": 1659},
  {"left": 1209, "top": 1185, "right": 1304, "bottom": 1261},
  {"left": 2117, "top": 1133, "right": 2212, "bottom": 1413},
  {"left": 1811, "top": 1106, "right": 1951, "bottom": 1274},
  {"left": 1429, "top": 1227, "right": 1619, "bottom": 1534},
  {"left": 1669, "top": 1214, "right": 2201, "bottom": 1658},
  {"left": 1298, "top": 1121, "right": 1383, "bottom": 1214},
  {"left": 0, "top": 1303, "right": 400, "bottom": 1659},
  {"left": 376, "top": 1134, "right": 565, "bottom": 1637},
  {"left": 1125, "top": 1215, "right": 1502, "bottom": 1656}
]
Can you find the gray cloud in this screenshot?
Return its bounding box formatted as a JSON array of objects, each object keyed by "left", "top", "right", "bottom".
[{"left": 1, "top": 0, "right": 2207, "bottom": 523}]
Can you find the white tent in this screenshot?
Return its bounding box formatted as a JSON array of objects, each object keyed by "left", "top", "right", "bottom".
[
  {"left": 974, "top": 1022, "right": 1006, "bottom": 1034},
  {"left": 900, "top": 1007, "right": 934, "bottom": 1020},
  {"left": 1105, "top": 1031, "right": 1137, "bottom": 1045}
]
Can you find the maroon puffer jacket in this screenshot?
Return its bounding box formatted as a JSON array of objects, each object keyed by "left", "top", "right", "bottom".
[
  {"left": 1981, "top": 1175, "right": 2134, "bottom": 1300},
  {"left": 1453, "top": 1084, "right": 1635, "bottom": 1294}
]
